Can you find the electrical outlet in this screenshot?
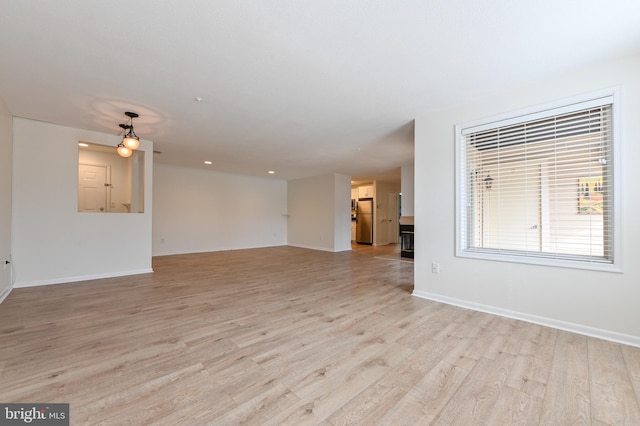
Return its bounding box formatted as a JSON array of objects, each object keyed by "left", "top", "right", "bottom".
[{"left": 431, "top": 262, "right": 440, "bottom": 274}]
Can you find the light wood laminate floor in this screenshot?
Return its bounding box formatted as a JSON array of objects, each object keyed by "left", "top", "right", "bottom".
[{"left": 1, "top": 245, "right": 639, "bottom": 425}]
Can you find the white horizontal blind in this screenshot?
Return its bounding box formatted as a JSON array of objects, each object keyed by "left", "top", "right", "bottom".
[{"left": 460, "top": 101, "right": 613, "bottom": 264}]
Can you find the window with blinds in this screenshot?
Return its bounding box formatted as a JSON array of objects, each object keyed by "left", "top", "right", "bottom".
[{"left": 456, "top": 92, "right": 620, "bottom": 271}]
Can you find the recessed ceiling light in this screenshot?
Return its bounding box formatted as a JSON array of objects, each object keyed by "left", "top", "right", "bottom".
[
  {"left": 194, "top": 97, "right": 203, "bottom": 102},
  {"left": 268, "top": 170, "right": 275, "bottom": 174},
  {"left": 78, "top": 142, "right": 89, "bottom": 147},
  {"left": 204, "top": 161, "right": 213, "bottom": 165}
]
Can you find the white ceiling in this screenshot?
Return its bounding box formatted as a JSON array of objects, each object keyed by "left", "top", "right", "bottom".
[{"left": 1, "top": 1, "right": 639, "bottom": 182}]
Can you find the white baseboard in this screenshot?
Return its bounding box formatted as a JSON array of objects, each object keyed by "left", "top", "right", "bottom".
[
  {"left": 287, "top": 243, "right": 351, "bottom": 253},
  {"left": 0, "top": 286, "right": 12, "bottom": 303},
  {"left": 153, "top": 244, "right": 351, "bottom": 257},
  {"left": 412, "top": 290, "right": 640, "bottom": 348},
  {"left": 153, "top": 244, "right": 288, "bottom": 257},
  {"left": 13, "top": 268, "right": 154, "bottom": 288}
]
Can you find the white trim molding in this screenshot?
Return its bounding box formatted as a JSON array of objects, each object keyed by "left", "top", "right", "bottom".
[
  {"left": 412, "top": 289, "right": 640, "bottom": 349},
  {"left": 287, "top": 243, "right": 351, "bottom": 253},
  {"left": 13, "top": 268, "right": 154, "bottom": 288},
  {"left": 0, "top": 286, "right": 12, "bottom": 303},
  {"left": 455, "top": 87, "right": 623, "bottom": 273}
]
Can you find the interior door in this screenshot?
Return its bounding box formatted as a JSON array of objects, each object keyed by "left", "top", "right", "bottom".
[
  {"left": 78, "top": 164, "right": 109, "bottom": 212},
  {"left": 387, "top": 193, "right": 399, "bottom": 244}
]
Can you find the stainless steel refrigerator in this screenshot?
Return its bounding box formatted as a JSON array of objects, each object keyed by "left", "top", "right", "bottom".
[{"left": 356, "top": 199, "right": 373, "bottom": 244}]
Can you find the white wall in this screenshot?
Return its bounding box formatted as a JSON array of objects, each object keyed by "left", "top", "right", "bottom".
[
  {"left": 288, "top": 174, "right": 351, "bottom": 252},
  {"left": 413, "top": 54, "right": 640, "bottom": 345},
  {"left": 12, "top": 118, "right": 153, "bottom": 286},
  {"left": 152, "top": 163, "right": 287, "bottom": 255},
  {"left": 0, "top": 98, "right": 12, "bottom": 300},
  {"left": 333, "top": 174, "right": 353, "bottom": 252},
  {"left": 401, "top": 163, "right": 414, "bottom": 217}
]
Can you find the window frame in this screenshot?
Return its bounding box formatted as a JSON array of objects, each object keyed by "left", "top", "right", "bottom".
[{"left": 455, "top": 88, "right": 623, "bottom": 272}]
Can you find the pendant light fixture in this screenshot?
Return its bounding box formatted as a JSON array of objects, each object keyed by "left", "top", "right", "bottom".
[{"left": 117, "top": 111, "right": 140, "bottom": 157}]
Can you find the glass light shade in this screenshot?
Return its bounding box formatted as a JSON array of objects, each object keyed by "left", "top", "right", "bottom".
[
  {"left": 123, "top": 136, "right": 140, "bottom": 150},
  {"left": 117, "top": 144, "right": 133, "bottom": 158}
]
